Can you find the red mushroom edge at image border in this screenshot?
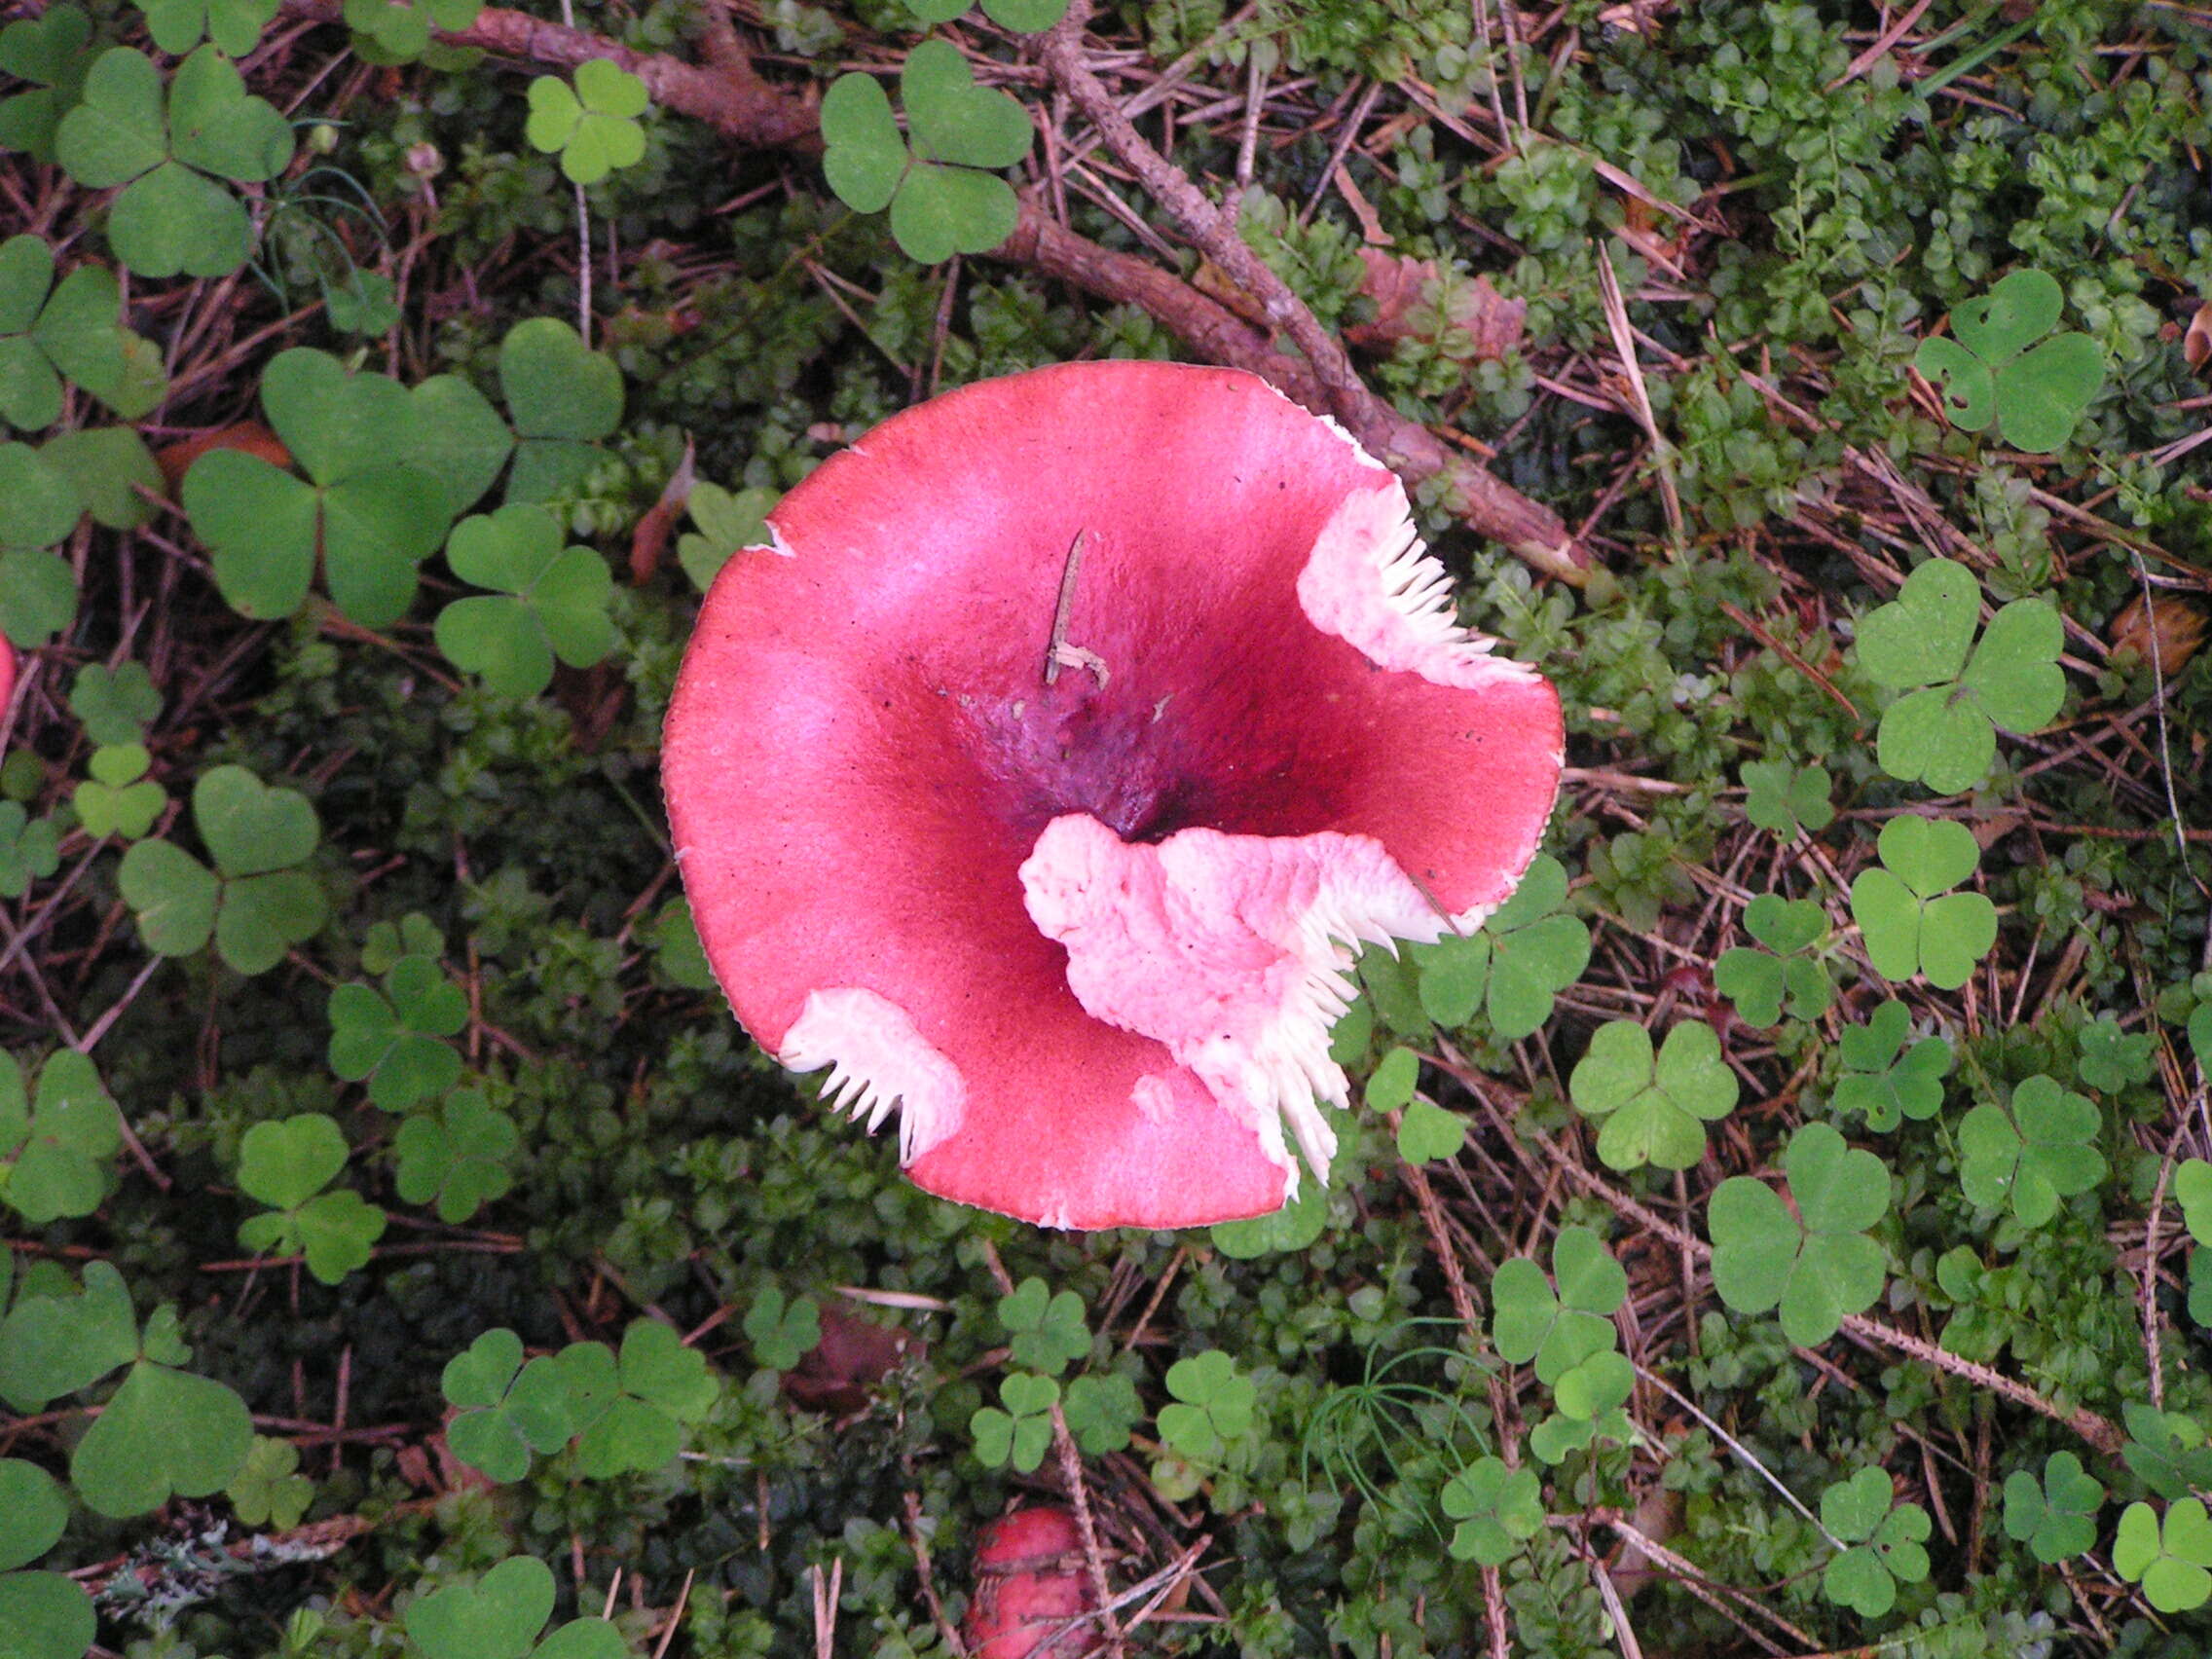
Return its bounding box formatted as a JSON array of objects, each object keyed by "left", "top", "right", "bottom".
[{"left": 662, "top": 361, "right": 1564, "bottom": 1232}]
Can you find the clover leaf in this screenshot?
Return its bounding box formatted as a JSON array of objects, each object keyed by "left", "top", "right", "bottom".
[
  {"left": 0, "top": 1050, "right": 121, "bottom": 1225},
  {"left": 905, "top": 0, "right": 1069, "bottom": 26},
  {"left": 1441, "top": 1456, "right": 1543, "bottom": 1566},
  {"left": 182, "top": 349, "right": 454, "bottom": 626},
  {"left": 1410, "top": 855, "right": 1590, "bottom": 1040},
  {"left": 55, "top": 47, "right": 293, "bottom": 278},
  {"left": 2122, "top": 1403, "right": 2212, "bottom": 1502},
  {"left": 406, "top": 1556, "right": 556, "bottom": 1659},
  {"left": 0, "top": 1466, "right": 89, "bottom": 1659},
  {"left": 676, "top": 482, "right": 775, "bottom": 592},
  {"left": 0, "top": 805, "right": 61, "bottom": 899},
  {"left": 1820, "top": 1467, "right": 1930, "bottom": 1617},
  {"left": 72, "top": 742, "right": 165, "bottom": 840},
  {"left": 1709, "top": 1123, "right": 1888, "bottom": 1346},
  {"left": 236, "top": 1112, "right": 387, "bottom": 1284},
  {"left": 821, "top": 41, "right": 1030, "bottom": 264},
  {"left": 498, "top": 317, "right": 622, "bottom": 502},
  {"left": 441, "top": 1329, "right": 576, "bottom": 1483},
  {"left": 998, "top": 1277, "right": 1089, "bottom": 1377},
  {"left": 1568, "top": 1018, "right": 1738, "bottom": 1172},
  {"left": 337, "top": 0, "right": 479, "bottom": 63},
  {"left": 0, "top": 235, "right": 163, "bottom": 429},
  {"left": 1740, "top": 757, "right": 1833, "bottom": 838},
  {"left": 1714, "top": 893, "right": 1831, "bottom": 1028},
  {"left": 1061, "top": 1372, "right": 1140, "bottom": 1456},
  {"left": 564, "top": 1319, "right": 719, "bottom": 1478},
  {"left": 1856, "top": 558, "right": 2064, "bottom": 793},
  {"left": 2001, "top": 1451, "right": 2103, "bottom": 1566},
  {"left": 1158, "top": 1349, "right": 1256, "bottom": 1463},
  {"left": 363, "top": 912, "right": 443, "bottom": 975},
  {"left": 2076, "top": 1014, "right": 2155, "bottom": 1093},
  {"left": 0, "top": 4, "right": 96, "bottom": 163},
  {"left": 66, "top": 660, "right": 159, "bottom": 746},
  {"left": 2175, "top": 1159, "right": 2212, "bottom": 1246},
  {"left": 434, "top": 504, "right": 615, "bottom": 697},
  {"left": 1833, "top": 1001, "right": 1951, "bottom": 1130},
  {"left": 328, "top": 954, "right": 466, "bottom": 1109},
  {"left": 42, "top": 424, "right": 165, "bottom": 530},
  {"left": 394, "top": 1088, "right": 517, "bottom": 1223},
  {"left": 2116, "top": 1498, "right": 2212, "bottom": 1613},
  {"left": 743, "top": 1286, "right": 820, "bottom": 1372},
  {"left": 1849, "top": 815, "right": 1996, "bottom": 991},
  {"left": 648, "top": 898, "right": 718, "bottom": 991},
  {"left": 0, "top": 547, "right": 76, "bottom": 650},
  {"left": 226, "top": 1434, "right": 313, "bottom": 1529},
  {"left": 1915, "top": 269, "right": 2105, "bottom": 454},
  {"left": 971, "top": 1372, "right": 1057, "bottom": 1473},
  {"left": 1396, "top": 1098, "right": 1465, "bottom": 1163},
  {"left": 1956, "top": 1075, "right": 2105, "bottom": 1228},
  {"left": 0, "top": 1460, "right": 68, "bottom": 1572},
  {"left": 134, "top": 0, "right": 278, "bottom": 58},
  {"left": 0, "top": 442, "right": 82, "bottom": 557},
  {"left": 119, "top": 765, "right": 326, "bottom": 974},
  {"left": 0, "top": 1262, "right": 252, "bottom": 1516},
  {"left": 525, "top": 59, "right": 648, "bottom": 186},
  {"left": 1489, "top": 1226, "right": 1626, "bottom": 1389}
]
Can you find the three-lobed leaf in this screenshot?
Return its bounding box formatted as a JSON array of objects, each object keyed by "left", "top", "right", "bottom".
[{"left": 1568, "top": 1019, "right": 1737, "bottom": 1171}]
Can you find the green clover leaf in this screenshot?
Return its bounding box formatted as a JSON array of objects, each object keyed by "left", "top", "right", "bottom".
[
  {"left": 1713, "top": 893, "right": 1831, "bottom": 1028},
  {"left": 226, "top": 1434, "right": 313, "bottom": 1529},
  {"left": 675, "top": 481, "right": 775, "bottom": 592},
  {"left": 0, "top": 804, "right": 62, "bottom": 899},
  {"left": 0, "top": 1050, "right": 121, "bottom": 1225},
  {"left": 1819, "top": 1467, "right": 1930, "bottom": 1617},
  {"left": 2175, "top": 1159, "right": 2212, "bottom": 1247},
  {"left": 1849, "top": 815, "right": 1996, "bottom": 991},
  {"left": 1396, "top": 1098, "right": 1465, "bottom": 1163},
  {"left": 406, "top": 1556, "right": 556, "bottom": 1659},
  {"left": 1489, "top": 1226, "right": 1626, "bottom": 1385},
  {"left": 2076, "top": 1014, "right": 2154, "bottom": 1093},
  {"left": 648, "top": 898, "right": 718, "bottom": 991},
  {"left": 1158, "top": 1350, "right": 1256, "bottom": 1462},
  {"left": 2116, "top": 1498, "right": 2212, "bottom": 1614},
  {"left": 363, "top": 912, "right": 443, "bottom": 974},
  {"left": 235, "top": 1112, "right": 387, "bottom": 1284},
  {"left": 339, "top": 0, "right": 482, "bottom": 64},
  {"left": 0, "top": 1459, "right": 69, "bottom": 1570},
  {"left": 1061, "top": 1372, "right": 1140, "bottom": 1456},
  {"left": 120, "top": 766, "right": 325, "bottom": 974},
  {"left": 1568, "top": 1019, "right": 1738, "bottom": 1172},
  {"left": 183, "top": 349, "right": 452, "bottom": 625},
  {"left": 1917, "top": 270, "right": 2105, "bottom": 453},
  {"left": 0, "top": 235, "right": 163, "bottom": 429},
  {"left": 393, "top": 1088, "right": 517, "bottom": 1223},
  {"left": 434, "top": 504, "right": 615, "bottom": 697},
  {"left": 1441, "top": 1456, "right": 1543, "bottom": 1566},
  {"left": 56, "top": 47, "right": 293, "bottom": 278},
  {"left": 328, "top": 953, "right": 466, "bottom": 1109},
  {"left": 1410, "top": 855, "right": 1590, "bottom": 1040},
  {"left": 998, "top": 1277, "right": 1089, "bottom": 1377},
  {"left": 2001, "top": 1451, "right": 2103, "bottom": 1566},
  {"left": 134, "top": 0, "right": 279, "bottom": 58},
  {"left": 1956, "top": 1074, "right": 2105, "bottom": 1228},
  {"left": 0, "top": 1259, "right": 140, "bottom": 1409},
  {"left": 971, "top": 1372, "right": 1057, "bottom": 1472},
  {"left": 742, "top": 1287, "right": 820, "bottom": 1372},
  {"left": 72, "top": 742, "right": 165, "bottom": 840},
  {"left": 1740, "top": 757, "right": 1833, "bottom": 838},
  {"left": 2121, "top": 1402, "right": 2212, "bottom": 1502},
  {"left": 66, "top": 660, "right": 159, "bottom": 746},
  {"left": 0, "top": 443, "right": 82, "bottom": 557},
  {"left": 1857, "top": 558, "right": 2064, "bottom": 793},
  {"left": 0, "top": 5, "right": 96, "bottom": 163},
  {"left": 1832, "top": 1001, "right": 1951, "bottom": 1131},
  {"left": 0, "top": 547, "right": 77, "bottom": 650},
  {"left": 820, "top": 42, "right": 1028, "bottom": 264},
  {"left": 441, "top": 1329, "right": 577, "bottom": 1483},
  {"left": 565, "top": 1318, "right": 719, "bottom": 1478},
  {"left": 498, "top": 317, "right": 622, "bottom": 502},
  {"left": 1709, "top": 1122, "right": 1888, "bottom": 1346},
  {"left": 524, "top": 59, "right": 648, "bottom": 187},
  {"left": 41, "top": 425, "right": 164, "bottom": 532}
]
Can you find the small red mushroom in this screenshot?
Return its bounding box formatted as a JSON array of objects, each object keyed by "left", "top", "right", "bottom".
[
  {"left": 963, "top": 1506, "right": 1102, "bottom": 1659},
  {"left": 0, "top": 635, "right": 15, "bottom": 722},
  {"left": 662, "top": 362, "right": 1562, "bottom": 1229}
]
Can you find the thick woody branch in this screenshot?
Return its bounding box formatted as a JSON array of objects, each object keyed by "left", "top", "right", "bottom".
[{"left": 279, "top": 0, "right": 1584, "bottom": 577}]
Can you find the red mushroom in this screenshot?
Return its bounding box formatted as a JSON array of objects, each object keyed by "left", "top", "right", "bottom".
[
  {"left": 962, "top": 1505, "right": 1102, "bottom": 1659},
  {"left": 0, "top": 635, "right": 14, "bottom": 722},
  {"left": 662, "top": 362, "right": 1561, "bottom": 1230}
]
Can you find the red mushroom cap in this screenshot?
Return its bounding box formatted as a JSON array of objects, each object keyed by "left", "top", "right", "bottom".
[
  {"left": 0, "top": 636, "right": 14, "bottom": 725},
  {"left": 663, "top": 362, "right": 1561, "bottom": 1230},
  {"left": 963, "top": 1506, "right": 1100, "bottom": 1659}
]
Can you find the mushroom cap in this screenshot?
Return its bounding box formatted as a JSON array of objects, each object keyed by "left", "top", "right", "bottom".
[{"left": 664, "top": 361, "right": 1561, "bottom": 1230}]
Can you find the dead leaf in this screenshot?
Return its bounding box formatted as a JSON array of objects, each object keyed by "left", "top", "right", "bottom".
[
  {"left": 781, "top": 1305, "right": 919, "bottom": 1418},
  {"left": 629, "top": 436, "right": 695, "bottom": 585},
  {"left": 155, "top": 423, "right": 292, "bottom": 492},
  {"left": 2111, "top": 592, "right": 2207, "bottom": 678},
  {"left": 1345, "top": 251, "right": 1526, "bottom": 362},
  {"left": 2185, "top": 299, "right": 2212, "bottom": 374},
  {"left": 1191, "top": 259, "right": 1272, "bottom": 329}
]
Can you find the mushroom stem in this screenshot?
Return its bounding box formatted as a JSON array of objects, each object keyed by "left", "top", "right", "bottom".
[{"left": 1043, "top": 531, "right": 1087, "bottom": 687}]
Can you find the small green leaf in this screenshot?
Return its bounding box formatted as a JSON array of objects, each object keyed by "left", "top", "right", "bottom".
[
  {"left": 972, "top": 1372, "right": 1057, "bottom": 1472},
  {"left": 998, "top": 1276, "right": 1089, "bottom": 1377},
  {"left": 226, "top": 1434, "right": 313, "bottom": 1529},
  {"left": 1708, "top": 1123, "right": 1888, "bottom": 1346},
  {"left": 72, "top": 1357, "right": 254, "bottom": 1517},
  {"left": 435, "top": 504, "right": 614, "bottom": 697},
  {"left": 407, "top": 1556, "right": 556, "bottom": 1659},
  {"left": 1819, "top": 1468, "right": 1929, "bottom": 1617},
  {"left": 1832, "top": 1001, "right": 1950, "bottom": 1130},
  {"left": 1956, "top": 1075, "right": 2105, "bottom": 1228},
  {"left": 1396, "top": 1098, "right": 1464, "bottom": 1163},
  {"left": 328, "top": 954, "right": 466, "bottom": 1109},
  {"left": 1568, "top": 1019, "right": 1737, "bottom": 1172},
  {"left": 2116, "top": 1499, "right": 2212, "bottom": 1614},
  {"left": 2002, "top": 1451, "right": 2103, "bottom": 1566},
  {"left": 742, "top": 1287, "right": 820, "bottom": 1372},
  {"left": 393, "top": 1088, "right": 517, "bottom": 1222},
  {"left": 0, "top": 1459, "right": 69, "bottom": 1570},
  {"left": 1061, "top": 1372, "right": 1139, "bottom": 1456},
  {"left": 902, "top": 40, "right": 1031, "bottom": 170},
  {"left": 1441, "top": 1456, "right": 1543, "bottom": 1566},
  {"left": 0, "top": 1050, "right": 121, "bottom": 1224},
  {"left": 888, "top": 161, "right": 1017, "bottom": 264}
]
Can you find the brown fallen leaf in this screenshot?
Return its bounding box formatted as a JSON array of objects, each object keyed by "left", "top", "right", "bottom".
[
  {"left": 629, "top": 435, "right": 695, "bottom": 585},
  {"left": 1345, "top": 249, "right": 1526, "bottom": 362},
  {"left": 781, "top": 1304, "right": 919, "bottom": 1418},
  {"left": 2111, "top": 591, "right": 2207, "bottom": 678},
  {"left": 155, "top": 422, "right": 293, "bottom": 492},
  {"left": 2184, "top": 299, "right": 2212, "bottom": 374}
]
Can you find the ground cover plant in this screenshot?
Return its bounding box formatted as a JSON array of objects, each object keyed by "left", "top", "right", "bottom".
[{"left": 0, "top": 0, "right": 2209, "bottom": 1654}]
